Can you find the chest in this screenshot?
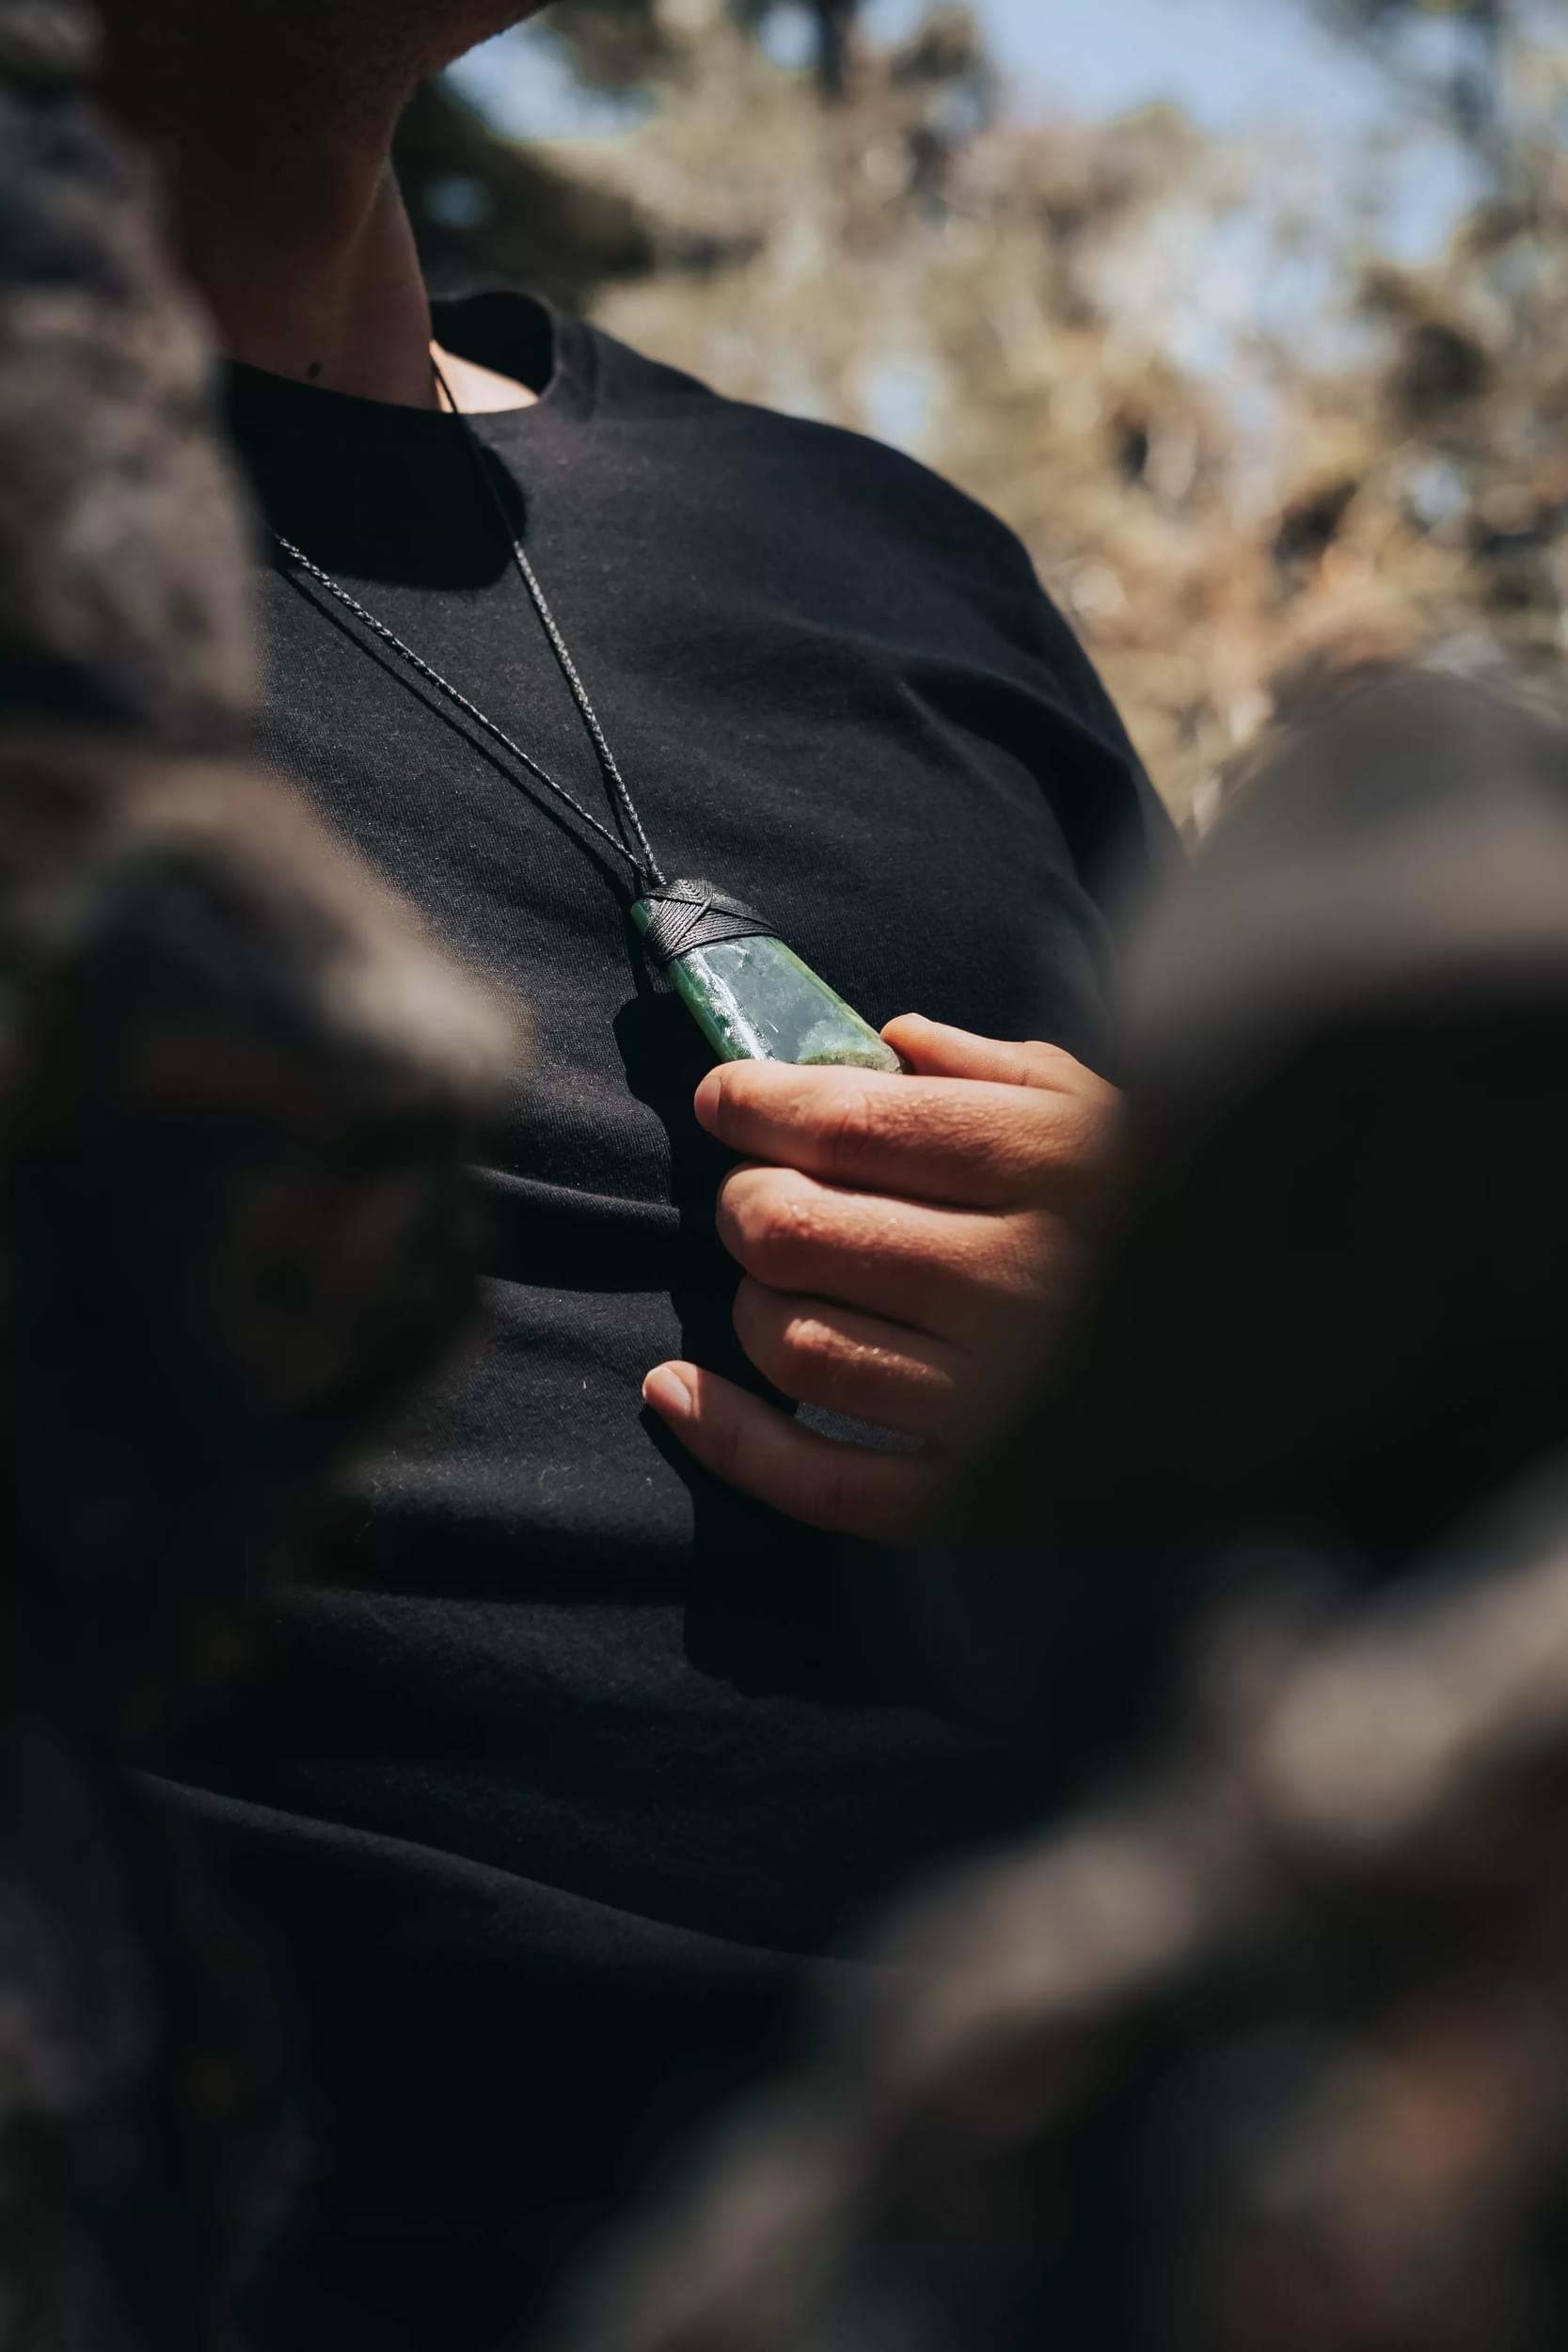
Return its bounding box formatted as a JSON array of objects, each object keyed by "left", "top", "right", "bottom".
[{"left": 249, "top": 503, "right": 1110, "bottom": 1199}]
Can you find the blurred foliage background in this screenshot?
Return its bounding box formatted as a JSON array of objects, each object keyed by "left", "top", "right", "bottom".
[{"left": 395, "top": 0, "right": 1568, "bottom": 822}]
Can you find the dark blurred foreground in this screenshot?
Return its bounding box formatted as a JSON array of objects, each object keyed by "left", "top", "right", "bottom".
[
  {"left": 555, "top": 666, "right": 1568, "bottom": 2352},
  {"left": 0, "top": 7, "right": 514, "bottom": 2342},
  {"left": 562, "top": 1456, "right": 1568, "bottom": 2352},
  {"left": 5, "top": 5, "right": 1568, "bottom": 2350}
]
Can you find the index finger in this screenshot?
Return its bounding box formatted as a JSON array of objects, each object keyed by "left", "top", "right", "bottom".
[
  {"left": 881, "top": 1015, "right": 1114, "bottom": 1100},
  {"left": 692, "top": 1060, "right": 1105, "bottom": 1209}
]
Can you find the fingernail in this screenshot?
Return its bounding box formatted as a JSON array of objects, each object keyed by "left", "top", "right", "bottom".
[
  {"left": 692, "top": 1069, "right": 724, "bottom": 1128},
  {"left": 643, "top": 1365, "right": 694, "bottom": 1422}
]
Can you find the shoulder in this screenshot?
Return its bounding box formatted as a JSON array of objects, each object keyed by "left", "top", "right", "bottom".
[
  {"left": 583, "top": 322, "right": 1171, "bottom": 881},
  {"left": 581, "top": 314, "right": 1162, "bottom": 818},
  {"left": 452, "top": 291, "right": 1047, "bottom": 606},
  {"left": 586, "top": 320, "right": 1028, "bottom": 561},
  {"left": 581, "top": 317, "right": 1109, "bottom": 709}
]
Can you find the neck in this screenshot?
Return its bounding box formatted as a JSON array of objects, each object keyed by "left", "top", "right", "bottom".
[{"left": 103, "top": 35, "right": 441, "bottom": 408}]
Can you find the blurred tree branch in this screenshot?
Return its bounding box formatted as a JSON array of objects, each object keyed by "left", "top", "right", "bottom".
[
  {"left": 734, "top": 0, "right": 866, "bottom": 98},
  {"left": 1306, "top": 0, "right": 1518, "bottom": 185}
]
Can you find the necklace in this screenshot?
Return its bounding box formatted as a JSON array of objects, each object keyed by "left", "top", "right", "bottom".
[{"left": 270, "top": 361, "right": 899, "bottom": 1073}]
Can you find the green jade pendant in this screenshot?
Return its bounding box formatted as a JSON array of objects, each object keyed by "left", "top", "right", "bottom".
[{"left": 631, "top": 880, "right": 900, "bottom": 1072}]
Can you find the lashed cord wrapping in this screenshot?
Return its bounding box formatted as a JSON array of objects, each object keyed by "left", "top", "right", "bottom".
[{"left": 638, "top": 880, "right": 776, "bottom": 968}]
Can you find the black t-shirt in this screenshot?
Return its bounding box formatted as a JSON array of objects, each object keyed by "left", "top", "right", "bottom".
[{"left": 164, "top": 294, "right": 1171, "bottom": 2350}]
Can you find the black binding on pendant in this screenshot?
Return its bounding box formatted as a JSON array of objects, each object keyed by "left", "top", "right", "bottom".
[{"left": 639, "top": 880, "right": 777, "bottom": 970}]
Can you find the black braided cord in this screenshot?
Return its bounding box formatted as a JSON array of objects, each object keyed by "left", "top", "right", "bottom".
[
  {"left": 271, "top": 532, "right": 647, "bottom": 880},
  {"left": 269, "top": 354, "right": 681, "bottom": 890}
]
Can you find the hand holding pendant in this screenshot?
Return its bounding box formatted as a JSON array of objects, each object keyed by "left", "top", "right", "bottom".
[{"left": 641, "top": 1015, "right": 1120, "bottom": 1546}]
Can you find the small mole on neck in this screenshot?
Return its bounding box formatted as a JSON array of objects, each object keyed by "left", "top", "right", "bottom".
[{"left": 307, "top": 362, "right": 324, "bottom": 382}]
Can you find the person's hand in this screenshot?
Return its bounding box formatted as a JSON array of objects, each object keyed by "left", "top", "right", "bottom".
[{"left": 641, "top": 1014, "right": 1118, "bottom": 1544}]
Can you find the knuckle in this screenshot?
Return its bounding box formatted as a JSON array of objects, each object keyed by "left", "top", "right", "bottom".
[
  {"left": 821, "top": 1083, "right": 885, "bottom": 1175},
  {"left": 780, "top": 1309, "right": 849, "bottom": 1391},
  {"left": 707, "top": 1061, "right": 756, "bottom": 1125},
  {"left": 781, "top": 1303, "right": 834, "bottom": 1357},
  {"left": 753, "top": 1195, "right": 820, "bottom": 1281},
  {"left": 784, "top": 1312, "right": 919, "bottom": 1418},
  {"left": 735, "top": 1286, "right": 842, "bottom": 1401},
  {"left": 735, "top": 1286, "right": 893, "bottom": 1417},
  {"left": 725, "top": 1172, "right": 818, "bottom": 1279}
]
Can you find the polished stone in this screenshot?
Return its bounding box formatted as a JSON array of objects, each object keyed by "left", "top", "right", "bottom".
[{"left": 631, "top": 903, "right": 901, "bottom": 1070}]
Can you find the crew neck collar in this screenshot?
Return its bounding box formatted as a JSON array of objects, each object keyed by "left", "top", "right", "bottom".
[
  {"left": 223, "top": 292, "right": 599, "bottom": 579},
  {"left": 222, "top": 289, "right": 597, "bottom": 453}
]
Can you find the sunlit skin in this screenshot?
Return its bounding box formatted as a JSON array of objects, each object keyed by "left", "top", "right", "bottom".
[
  {"left": 643, "top": 1016, "right": 1117, "bottom": 1541},
  {"left": 96, "top": 0, "right": 1121, "bottom": 1540}
]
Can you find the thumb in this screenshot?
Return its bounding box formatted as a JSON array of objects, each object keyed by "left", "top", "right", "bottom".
[{"left": 881, "top": 1012, "right": 1105, "bottom": 1096}]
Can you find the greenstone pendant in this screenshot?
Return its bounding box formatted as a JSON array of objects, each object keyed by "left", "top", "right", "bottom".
[{"left": 631, "top": 896, "right": 900, "bottom": 1071}]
